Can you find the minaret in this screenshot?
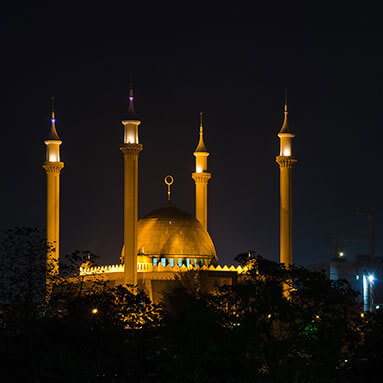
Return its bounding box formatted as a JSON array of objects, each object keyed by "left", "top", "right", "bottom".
[
  {"left": 120, "top": 78, "right": 143, "bottom": 287},
  {"left": 276, "top": 92, "right": 297, "bottom": 265},
  {"left": 42, "top": 97, "right": 64, "bottom": 277},
  {"left": 192, "top": 112, "right": 211, "bottom": 231}
]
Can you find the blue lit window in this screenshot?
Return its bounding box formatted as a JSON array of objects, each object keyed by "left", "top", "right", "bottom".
[
  {"left": 200, "top": 259, "right": 204, "bottom": 266},
  {"left": 170, "top": 258, "right": 175, "bottom": 267},
  {"left": 161, "top": 258, "right": 166, "bottom": 267},
  {"left": 178, "top": 259, "right": 183, "bottom": 267},
  {"left": 194, "top": 258, "right": 198, "bottom": 267},
  {"left": 186, "top": 258, "right": 190, "bottom": 267},
  {"left": 153, "top": 258, "right": 158, "bottom": 266}
]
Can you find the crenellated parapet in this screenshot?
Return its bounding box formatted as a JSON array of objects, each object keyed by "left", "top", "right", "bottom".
[
  {"left": 80, "top": 264, "right": 124, "bottom": 275},
  {"left": 80, "top": 263, "right": 248, "bottom": 276}
]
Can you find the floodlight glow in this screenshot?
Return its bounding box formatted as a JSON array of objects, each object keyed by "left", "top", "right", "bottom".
[
  {"left": 368, "top": 275, "right": 375, "bottom": 283},
  {"left": 339, "top": 252, "right": 344, "bottom": 257}
]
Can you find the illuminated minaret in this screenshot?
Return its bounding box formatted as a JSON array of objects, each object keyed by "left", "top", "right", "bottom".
[
  {"left": 120, "top": 79, "right": 142, "bottom": 286},
  {"left": 42, "top": 97, "right": 64, "bottom": 277},
  {"left": 192, "top": 112, "right": 211, "bottom": 231},
  {"left": 276, "top": 92, "right": 297, "bottom": 265}
]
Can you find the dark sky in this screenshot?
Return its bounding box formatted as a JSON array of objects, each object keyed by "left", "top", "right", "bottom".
[{"left": 2, "top": 4, "right": 383, "bottom": 267}]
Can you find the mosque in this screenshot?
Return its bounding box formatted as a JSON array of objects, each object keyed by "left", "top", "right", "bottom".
[{"left": 43, "top": 87, "right": 296, "bottom": 303}]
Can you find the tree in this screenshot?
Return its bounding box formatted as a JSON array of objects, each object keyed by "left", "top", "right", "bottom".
[
  {"left": 0, "top": 227, "right": 49, "bottom": 327},
  {"left": 159, "top": 252, "right": 362, "bottom": 382}
]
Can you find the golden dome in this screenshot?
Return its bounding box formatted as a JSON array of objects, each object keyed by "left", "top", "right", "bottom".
[{"left": 137, "top": 204, "right": 216, "bottom": 262}]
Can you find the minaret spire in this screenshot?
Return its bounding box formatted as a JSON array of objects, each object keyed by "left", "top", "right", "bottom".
[
  {"left": 279, "top": 89, "right": 292, "bottom": 135},
  {"left": 195, "top": 112, "right": 207, "bottom": 153},
  {"left": 192, "top": 112, "right": 211, "bottom": 231},
  {"left": 47, "top": 96, "right": 60, "bottom": 141},
  {"left": 126, "top": 73, "right": 138, "bottom": 121},
  {"left": 276, "top": 91, "right": 297, "bottom": 266},
  {"left": 43, "top": 97, "right": 64, "bottom": 292},
  {"left": 120, "top": 76, "right": 143, "bottom": 287}
]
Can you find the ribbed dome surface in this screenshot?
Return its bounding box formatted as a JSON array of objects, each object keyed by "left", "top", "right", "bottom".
[{"left": 137, "top": 204, "right": 216, "bottom": 259}]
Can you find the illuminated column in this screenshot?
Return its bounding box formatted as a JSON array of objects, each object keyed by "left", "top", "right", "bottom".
[
  {"left": 42, "top": 98, "right": 64, "bottom": 278},
  {"left": 192, "top": 112, "right": 211, "bottom": 231},
  {"left": 120, "top": 84, "right": 142, "bottom": 286},
  {"left": 276, "top": 99, "right": 297, "bottom": 265}
]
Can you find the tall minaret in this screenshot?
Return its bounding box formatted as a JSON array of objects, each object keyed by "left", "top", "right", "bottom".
[
  {"left": 276, "top": 92, "right": 297, "bottom": 265},
  {"left": 192, "top": 112, "right": 211, "bottom": 231},
  {"left": 42, "top": 97, "right": 64, "bottom": 277},
  {"left": 120, "top": 78, "right": 143, "bottom": 286}
]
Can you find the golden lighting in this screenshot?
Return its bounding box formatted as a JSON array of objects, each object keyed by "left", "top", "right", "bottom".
[
  {"left": 45, "top": 141, "right": 62, "bottom": 162},
  {"left": 282, "top": 147, "right": 291, "bottom": 156},
  {"left": 360, "top": 313, "right": 364, "bottom": 318},
  {"left": 92, "top": 308, "right": 98, "bottom": 314}
]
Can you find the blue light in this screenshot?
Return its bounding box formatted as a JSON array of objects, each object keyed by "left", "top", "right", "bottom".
[
  {"left": 368, "top": 275, "right": 375, "bottom": 283},
  {"left": 51, "top": 118, "right": 56, "bottom": 123}
]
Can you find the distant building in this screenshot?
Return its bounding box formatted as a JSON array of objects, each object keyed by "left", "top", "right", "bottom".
[{"left": 308, "top": 255, "right": 383, "bottom": 312}]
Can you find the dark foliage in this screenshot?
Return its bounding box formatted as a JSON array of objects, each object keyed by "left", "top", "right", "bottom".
[{"left": 1, "top": 230, "right": 382, "bottom": 382}]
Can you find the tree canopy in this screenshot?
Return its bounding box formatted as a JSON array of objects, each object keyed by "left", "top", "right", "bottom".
[{"left": 0, "top": 229, "right": 382, "bottom": 382}]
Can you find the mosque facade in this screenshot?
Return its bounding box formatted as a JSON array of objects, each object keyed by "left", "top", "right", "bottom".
[{"left": 43, "top": 87, "right": 296, "bottom": 303}]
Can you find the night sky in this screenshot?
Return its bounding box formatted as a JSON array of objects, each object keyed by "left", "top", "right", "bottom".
[{"left": 2, "top": 4, "right": 383, "bottom": 267}]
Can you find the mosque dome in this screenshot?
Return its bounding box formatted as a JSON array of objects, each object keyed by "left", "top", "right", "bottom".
[{"left": 137, "top": 203, "right": 216, "bottom": 264}]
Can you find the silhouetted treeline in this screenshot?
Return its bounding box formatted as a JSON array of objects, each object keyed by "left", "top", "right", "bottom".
[{"left": 0, "top": 229, "right": 383, "bottom": 382}]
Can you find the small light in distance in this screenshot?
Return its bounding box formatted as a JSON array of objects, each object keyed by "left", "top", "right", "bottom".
[
  {"left": 339, "top": 251, "right": 344, "bottom": 257},
  {"left": 361, "top": 313, "right": 364, "bottom": 318},
  {"left": 92, "top": 308, "right": 98, "bottom": 314},
  {"left": 368, "top": 275, "right": 375, "bottom": 283}
]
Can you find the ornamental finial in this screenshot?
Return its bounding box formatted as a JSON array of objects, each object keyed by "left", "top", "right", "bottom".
[
  {"left": 164, "top": 175, "right": 174, "bottom": 201},
  {"left": 284, "top": 89, "right": 288, "bottom": 114},
  {"left": 47, "top": 96, "right": 60, "bottom": 140},
  {"left": 129, "top": 73, "right": 134, "bottom": 98},
  {"left": 51, "top": 96, "right": 55, "bottom": 121}
]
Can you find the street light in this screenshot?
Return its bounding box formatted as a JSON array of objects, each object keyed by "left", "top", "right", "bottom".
[{"left": 368, "top": 275, "right": 375, "bottom": 283}]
